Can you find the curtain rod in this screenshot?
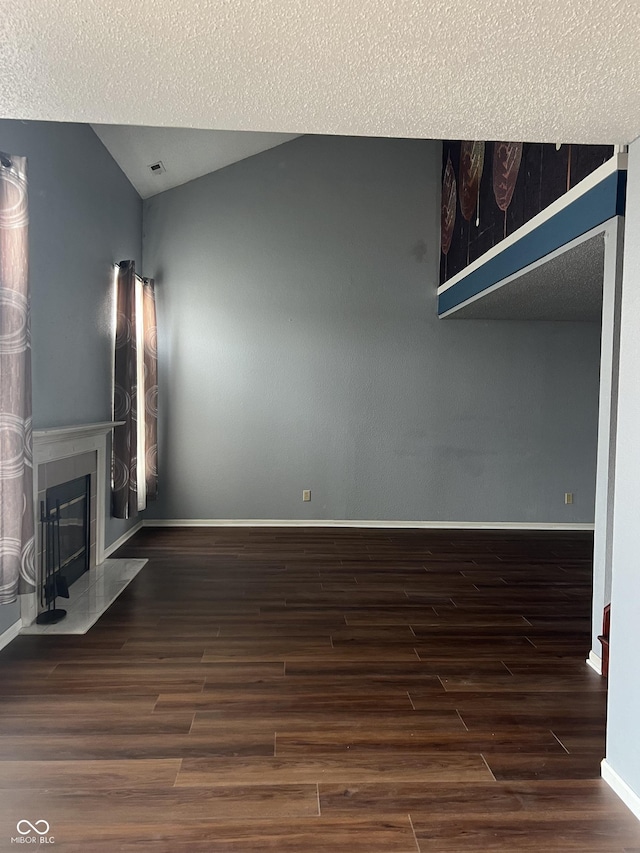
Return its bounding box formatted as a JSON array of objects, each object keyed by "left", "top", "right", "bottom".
[{"left": 113, "top": 262, "right": 145, "bottom": 283}]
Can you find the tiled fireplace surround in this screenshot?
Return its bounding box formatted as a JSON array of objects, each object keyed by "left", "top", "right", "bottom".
[{"left": 23, "top": 422, "right": 122, "bottom": 627}]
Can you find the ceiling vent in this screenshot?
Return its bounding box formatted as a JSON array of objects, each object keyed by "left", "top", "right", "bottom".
[{"left": 148, "top": 161, "right": 166, "bottom": 175}]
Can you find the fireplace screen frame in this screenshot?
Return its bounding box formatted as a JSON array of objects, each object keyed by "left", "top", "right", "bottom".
[{"left": 44, "top": 473, "right": 91, "bottom": 592}]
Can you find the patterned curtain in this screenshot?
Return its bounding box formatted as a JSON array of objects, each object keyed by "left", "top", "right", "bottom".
[
  {"left": 0, "top": 153, "right": 35, "bottom": 603},
  {"left": 112, "top": 263, "right": 158, "bottom": 518},
  {"left": 112, "top": 261, "right": 138, "bottom": 519},
  {"left": 142, "top": 278, "right": 158, "bottom": 501}
]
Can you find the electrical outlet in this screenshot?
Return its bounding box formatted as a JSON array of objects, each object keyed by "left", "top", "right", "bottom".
[
  {"left": 302, "top": 489, "right": 311, "bottom": 502},
  {"left": 564, "top": 492, "right": 573, "bottom": 505}
]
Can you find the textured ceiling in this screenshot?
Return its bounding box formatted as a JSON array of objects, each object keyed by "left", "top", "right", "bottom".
[
  {"left": 1, "top": 1, "right": 640, "bottom": 144},
  {"left": 449, "top": 234, "right": 605, "bottom": 320},
  {"left": 91, "top": 125, "right": 299, "bottom": 198}
]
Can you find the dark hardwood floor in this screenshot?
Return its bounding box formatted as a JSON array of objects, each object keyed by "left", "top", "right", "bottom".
[{"left": 0, "top": 527, "right": 639, "bottom": 851}]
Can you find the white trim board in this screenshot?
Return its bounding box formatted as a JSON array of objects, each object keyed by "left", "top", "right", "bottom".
[
  {"left": 0, "top": 618, "right": 21, "bottom": 652},
  {"left": 586, "top": 650, "right": 603, "bottom": 675},
  {"left": 602, "top": 760, "right": 640, "bottom": 823},
  {"left": 143, "top": 519, "right": 594, "bottom": 530},
  {"left": 103, "top": 521, "right": 143, "bottom": 559}
]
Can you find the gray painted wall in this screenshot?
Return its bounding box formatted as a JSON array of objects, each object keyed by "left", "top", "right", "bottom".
[
  {"left": 0, "top": 120, "right": 142, "bottom": 585},
  {"left": 606, "top": 137, "right": 640, "bottom": 799},
  {"left": 143, "top": 135, "right": 601, "bottom": 523}
]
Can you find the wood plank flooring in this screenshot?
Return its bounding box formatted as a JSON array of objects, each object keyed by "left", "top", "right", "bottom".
[{"left": 0, "top": 527, "right": 639, "bottom": 851}]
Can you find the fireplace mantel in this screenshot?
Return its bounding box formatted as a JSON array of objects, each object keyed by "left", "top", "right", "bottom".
[{"left": 33, "top": 421, "right": 124, "bottom": 447}]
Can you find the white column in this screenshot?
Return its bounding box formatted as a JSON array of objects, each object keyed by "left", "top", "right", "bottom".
[
  {"left": 602, "top": 137, "right": 640, "bottom": 820},
  {"left": 590, "top": 216, "right": 624, "bottom": 671}
]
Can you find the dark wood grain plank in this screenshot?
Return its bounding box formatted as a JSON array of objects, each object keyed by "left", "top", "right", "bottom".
[
  {"left": 175, "top": 753, "right": 492, "bottom": 784},
  {"left": 34, "top": 817, "right": 419, "bottom": 852},
  {"left": 0, "top": 759, "right": 181, "bottom": 789},
  {"left": 319, "top": 779, "right": 632, "bottom": 815}
]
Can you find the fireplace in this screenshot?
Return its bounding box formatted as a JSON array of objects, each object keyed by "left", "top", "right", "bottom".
[
  {"left": 44, "top": 474, "right": 91, "bottom": 590},
  {"left": 22, "top": 421, "right": 122, "bottom": 628}
]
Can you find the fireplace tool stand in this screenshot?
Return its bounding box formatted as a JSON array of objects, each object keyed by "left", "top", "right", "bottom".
[{"left": 36, "top": 499, "right": 68, "bottom": 625}]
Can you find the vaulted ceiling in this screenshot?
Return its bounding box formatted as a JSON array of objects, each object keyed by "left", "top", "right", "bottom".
[
  {"left": 2, "top": 1, "right": 639, "bottom": 145},
  {"left": 91, "top": 125, "right": 299, "bottom": 198}
]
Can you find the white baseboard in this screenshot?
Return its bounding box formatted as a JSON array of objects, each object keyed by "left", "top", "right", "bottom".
[
  {"left": 143, "top": 519, "right": 595, "bottom": 531},
  {"left": 103, "top": 521, "right": 143, "bottom": 559},
  {"left": 0, "top": 618, "right": 22, "bottom": 652},
  {"left": 586, "top": 650, "right": 603, "bottom": 675},
  {"left": 602, "top": 759, "right": 640, "bottom": 822}
]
